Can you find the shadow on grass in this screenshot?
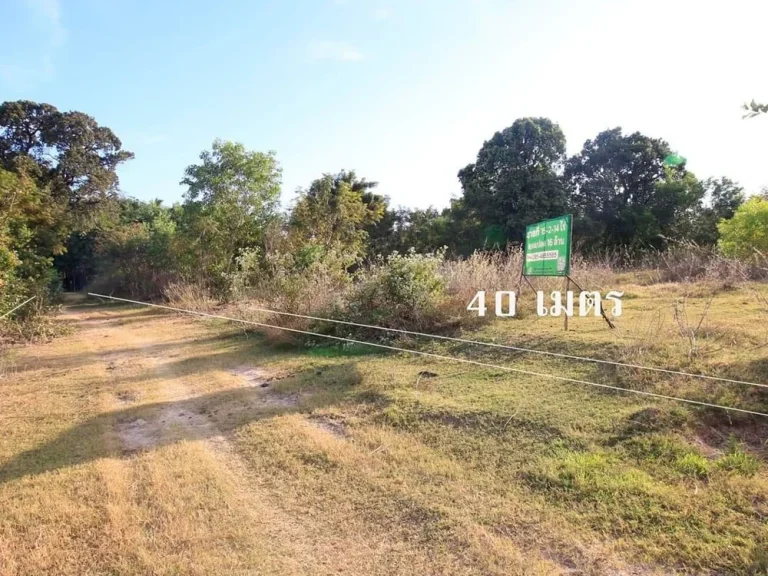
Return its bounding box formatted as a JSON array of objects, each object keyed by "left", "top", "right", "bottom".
[
  {"left": 0, "top": 363, "right": 369, "bottom": 485},
  {"left": 12, "top": 329, "right": 251, "bottom": 375}
]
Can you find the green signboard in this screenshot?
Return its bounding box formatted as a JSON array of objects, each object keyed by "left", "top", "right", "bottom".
[{"left": 524, "top": 214, "right": 572, "bottom": 277}]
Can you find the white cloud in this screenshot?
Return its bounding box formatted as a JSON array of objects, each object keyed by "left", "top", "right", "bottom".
[
  {"left": 372, "top": 7, "right": 390, "bottom": 20},
  {"left": 307, "top": 41, "right": 364, "bottom": 62}
]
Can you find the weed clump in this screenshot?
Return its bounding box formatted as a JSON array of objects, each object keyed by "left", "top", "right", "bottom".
[{"left": 716, "top": 440, "right": 761, "bottom": 477}]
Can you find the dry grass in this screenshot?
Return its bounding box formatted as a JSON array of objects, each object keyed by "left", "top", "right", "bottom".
[
  {"left": 1, "top": 283, "right": 767, "bottom": 575},
  {"left": 163, "top": 281, "right": 216, "bottom": 311}
]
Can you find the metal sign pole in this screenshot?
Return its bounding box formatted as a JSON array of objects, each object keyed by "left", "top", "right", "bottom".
[{"left": 567, "top": 275, "right": 615, "bottom": 330}]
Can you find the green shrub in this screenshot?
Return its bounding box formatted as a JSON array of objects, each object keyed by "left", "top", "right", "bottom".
[
  {"left": 718, "top": 197, "right": 768, "bottom": 260},
  {"left": 342, "top": 249, "right": 448, "bottom": 332}
]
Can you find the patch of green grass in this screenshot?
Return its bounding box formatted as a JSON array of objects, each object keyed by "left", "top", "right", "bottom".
[
  {"left": 520, "top": 444, "right": 764, "bottom": 571},
  {"left": 673, "top": 452, "right": 710, "bottom": 479},
  {"left": 716, "top": 446, "right": 761, "bottom": 477}
]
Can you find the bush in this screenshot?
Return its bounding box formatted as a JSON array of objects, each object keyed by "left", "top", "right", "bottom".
[
  {"left": 342, "top": 249, "right": 449, "bottom": 332},
  {"left": 674, "top": 453, "right": 710, "bottom": 479},
  {"left": 222, "top": 244, "right": 351, "bottom": 343},
  {"left": 93, "top": 212, "right": 179, "bottom": 299},
  {"left": 718, "top": 197, "right": 768, "bottom": 260}
]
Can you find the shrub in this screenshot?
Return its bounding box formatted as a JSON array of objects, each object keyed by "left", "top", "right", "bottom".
[
  {"left": 342, "top": 249, "right": 448, "bottom": 332},
  {"left": 93, "top": 212, "right": 179, "bottom": 299},
  {"left": 164, "top": 281, "right": 216, "bottom": 312},
  {"left": 718, "top": 197, "right": 768, "bottom": 260},
  {"left": 223, "top": 244, "right": 352, "bottom": 343}
]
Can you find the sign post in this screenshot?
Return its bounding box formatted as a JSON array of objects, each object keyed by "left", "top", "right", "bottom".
[
  {"left": 524, "top": 214, "right": 572, "bottom": 278},
  {"left": 521, "top": 214, "right": 613, "bottom": 330}
]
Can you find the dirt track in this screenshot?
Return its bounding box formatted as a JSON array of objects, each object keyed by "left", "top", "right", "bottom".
[{"left": 2, "top": 300, "right": 456, "bottom": 575}]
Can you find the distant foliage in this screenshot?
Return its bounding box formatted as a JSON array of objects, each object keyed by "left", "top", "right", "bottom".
[
  {"left": 717, "top": 197, "right": 768, "bottom": 260},
  {"left": 91, "top": 200, "right": 178, "bottom": 298},
  {"left": 1, "top": 98, "right": 765, "bottom": 344}
]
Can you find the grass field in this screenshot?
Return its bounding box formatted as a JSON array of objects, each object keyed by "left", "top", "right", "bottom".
[{"left": 1, "top": 284, "right": 767, "bottom": 575}]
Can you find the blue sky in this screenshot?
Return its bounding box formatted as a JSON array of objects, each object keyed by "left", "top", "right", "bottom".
[{"left": 3, "top": 0, "right": 767, "bottom": 209}]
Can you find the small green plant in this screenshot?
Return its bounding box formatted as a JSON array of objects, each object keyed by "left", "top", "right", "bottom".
[
  {"left": 674, "top": 453, "right": 710, "bottom": 479},
  {"left": 716, "top": 440, "right": 760, "bottom": 477}
]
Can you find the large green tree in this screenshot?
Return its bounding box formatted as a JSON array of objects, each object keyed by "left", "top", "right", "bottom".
[
  {"left": 179, "top": 139, "right": 282, "bottom": 282},
  {"left": 290, "top": 170, "right": 385, "bottom": 264},
  {"left": 458, "top": 117, "right": 568, "bottom": 244},
  {"left": 0, "top": 100, "right": 133, "bottom": 301},
  {"left": 564, "top": 128, "right": 695, "bottom": 249},
  {"left": 0, "top": 100, "right": 133, "bottom": 212},
  {"left": 718, "top": 197, "right": 768, "bottom": 259}
]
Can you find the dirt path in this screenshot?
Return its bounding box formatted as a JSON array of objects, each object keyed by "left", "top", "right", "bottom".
[
  {"left": 0, "top": 302, "right": 381, "bottom": 574},
  {"left": 3, "top": 301, "right": 548, "bottom": 575},
  {"left": 3, "top": 299, "right": 687, "bottom": 575}
]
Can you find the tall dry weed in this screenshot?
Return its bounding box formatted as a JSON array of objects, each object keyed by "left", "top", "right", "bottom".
[{"left": 164, "top": 282, "right": 216, "bottom": 312}]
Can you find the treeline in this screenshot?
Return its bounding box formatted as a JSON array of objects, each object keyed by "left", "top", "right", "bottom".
[{"left": 1, "top": 101, "right": 767, "bottom": 317}]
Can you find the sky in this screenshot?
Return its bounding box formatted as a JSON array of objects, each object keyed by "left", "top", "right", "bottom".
[{"left": 3, "top": 0, "right": 767, "bottom": 210}]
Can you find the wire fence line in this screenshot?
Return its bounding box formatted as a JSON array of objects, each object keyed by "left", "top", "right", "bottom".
[
  {"left": 87, "top": 293, "right": 768, "bottom": 418},
  {"left": 1, "top": 296, "right": 36, "bottom": 319},
  {"left": 236, "top": 303, "right": 767, "bottom": 389}
]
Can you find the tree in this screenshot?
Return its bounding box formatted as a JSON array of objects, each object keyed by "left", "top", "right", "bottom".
[
  {"left": 718, "top": 197, "right": 768, "bottom": 259},
  {"left": 179, "top": 139, "right": 282, "bottom": 282},
  {"left": 458, "top": 117, "right": 568, "bottom": 243},
  {"left": 564, "top": 127, "right": 689, "bottom": 249},
  {"left": 290, "top": 170, "right": 385, "bottom": 265},
  {"left": 0, "top": 167, "right": 65, "bottom": 311},
  {"left": 0, "top": 100, "right": 134, "bottom": 299},
  {"left": 0, "top": 100, "right": 133, "bottom": 212},
  {"left": 677, "top": 177, "right": 745, "bottom": 246},
  {"left": 366, "top": 206, "right": 450, "bottom": 256},
  {"left": 92, "top": 198, "right": 178, "bottom": 297}
]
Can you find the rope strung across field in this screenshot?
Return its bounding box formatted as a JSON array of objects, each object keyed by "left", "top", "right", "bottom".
[
  {"left": 236, "top": 303, "right": 768, "bottom": 389},
  {"left": 1, "top": 296, "right": 36, "bottom": 319},
  {"left": 88, "top": 293, "right": 768, "bottom": 418}
]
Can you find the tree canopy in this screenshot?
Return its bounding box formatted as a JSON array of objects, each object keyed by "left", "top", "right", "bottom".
[
  {"left": 0, "top": 100, "right": 133, "bottom": 212},
  {"left": 0, "top": 99, "right": 761, "bottom": 311},
  {"left": 458, "top": 117, "right": 568, "bottom": 245},
  {"left": 290, "top": 170, "right": 386, "bottom": 264},
  {"left": 718, "top": 197, "right": 768, "bottom": 259},
  {"left": 179, "top": 139, "right": 282, "bottom": 281}
]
